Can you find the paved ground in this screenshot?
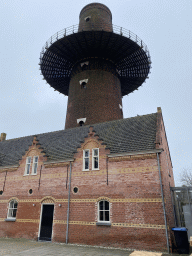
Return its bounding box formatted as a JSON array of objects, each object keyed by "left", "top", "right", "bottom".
[{"left": 0, "top": 238, "right": 190, "bottom": 256}]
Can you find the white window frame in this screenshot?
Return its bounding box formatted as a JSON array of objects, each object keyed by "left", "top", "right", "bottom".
[
  {"left": 98, "top": 200, "right": 110, "bottom": 223},
  {"left": 32, "top": 156, "right": 38, "bottom": 175},
  {"left": 24, "top": 157, "right": 31, "bottom": 175},
  {"left": 83, "top": 149, "right": 90, "bottom": 171},
  {"left": 7, "top": 200, "right": 18, "bottom": 219},
  {"left": 92, "top": 148, "right": 99, "bottom": 170}
]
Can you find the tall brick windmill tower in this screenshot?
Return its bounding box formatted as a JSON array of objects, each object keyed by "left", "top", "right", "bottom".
[
  {"left": 0, "top": 3, "right": 176, "bottom": 253},
  {"left": 40, "top": 3, "right": 151, "bottom": 128}
]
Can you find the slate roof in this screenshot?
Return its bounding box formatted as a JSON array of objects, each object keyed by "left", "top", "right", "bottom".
[{"left": 0, "top": 113, "right": 157, "bottom": 168}]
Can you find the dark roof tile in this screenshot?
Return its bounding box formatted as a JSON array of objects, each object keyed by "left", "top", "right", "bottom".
[{"left": 0, "top": 113, "right": 157, "bottom": 167}]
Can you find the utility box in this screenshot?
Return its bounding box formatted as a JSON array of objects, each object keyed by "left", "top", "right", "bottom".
[{"left": 172, "top": 227, "right": 189, "bottom": 254}]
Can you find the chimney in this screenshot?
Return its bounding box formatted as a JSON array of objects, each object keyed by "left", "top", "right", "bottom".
[{"left": 1, "top": 133, "right": 6, "bottom": 141}]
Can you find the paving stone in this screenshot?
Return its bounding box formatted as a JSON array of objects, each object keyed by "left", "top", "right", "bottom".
[{"left": 0, "top": 238, "right": 171, "bottom": 256}]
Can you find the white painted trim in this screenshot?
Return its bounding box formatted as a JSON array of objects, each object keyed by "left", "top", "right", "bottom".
[
  {"left": 77, "top": 118, "right": 86, "bottom": 124},
  {"left": 98, "top": 200, "right": 110, "bottom": 223},
  {"left": 80, "top": 61, "right": 89, "bottom": 67},
  {"left": 84, "top": 16, "right": 91, "bottom": 21},
  {"left": 38, "top": 203, "right": 55, "bottom": 241},
  {"left": 79, "top": 79, "right": 88, "bottom": 85},
  {"left": 38, "top": 203, "right": 43, "bottom": 239}
]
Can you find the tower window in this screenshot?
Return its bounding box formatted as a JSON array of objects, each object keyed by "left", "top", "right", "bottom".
[
  {"left": 92, "top": 148, "right": 99, "bottom": 170},
  {"left": 77, "top": 118, "right": 86, "bottom": 126},
  {"left": 79, "top": 121, "right": 84, "bottom": 126},
  {"left": 83, "top": 149, "right": 89, "bottom": 171},
  {"left": 81, "top": 82, "right": 86, "bottom": 89},
  {"left": 79, "top": 79, "right": 88, "bottom": 89},
  {"left": 85, "top": 16, "right": 91, "bottom": 22}
]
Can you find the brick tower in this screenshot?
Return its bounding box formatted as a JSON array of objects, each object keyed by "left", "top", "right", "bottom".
[{"left": 40, "top": 3, "right": 151, "bottom": 129}]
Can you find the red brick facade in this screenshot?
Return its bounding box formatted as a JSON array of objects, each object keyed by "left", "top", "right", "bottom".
[
  {"left": 65, "top": 64, "right": 123, "bottom": 129},
  {"left": 0, "top": 112, "right": 175, "bottom": 252}
]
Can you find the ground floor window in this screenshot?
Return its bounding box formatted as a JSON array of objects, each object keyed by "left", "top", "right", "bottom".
[
  {"left": 98, "top": 200, "right": 110, "bottom": 222},
  {"left": 7, "top": 200, "right": 18, "bottom": 219}
]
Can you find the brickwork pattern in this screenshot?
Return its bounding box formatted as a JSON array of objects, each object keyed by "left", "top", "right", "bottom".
[
  {"left": 0, "top": 118, "right": 175, "bottom": 252},
  {"left": 78, "top": 3, "right": 112, "bottom": 32},
  {"left": 155, "top": 109, "right": 175, "bottom": 248},
  {"left": 65, "top": 67, "right": 123, "bottom": 129}
]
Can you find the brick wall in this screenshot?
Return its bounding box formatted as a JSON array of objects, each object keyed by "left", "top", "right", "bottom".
[
  {"left": 78, "top": 3, "right": 112, "bottom": 32},
  {"left": 65, "top": 64, "right": 123, "bottom": 129},
  {"left": 0, "top": 120, "right": 175, "bottom": 252},
  {"left": 155, "top": 108, "right": 176, "bottom": 248}
]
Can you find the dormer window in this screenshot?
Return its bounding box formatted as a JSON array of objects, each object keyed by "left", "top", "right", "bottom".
[
  {"left": 83, "top": 150, "right": 89, "bottom": 171},
  {"left": 24, "top": 156, "right": 38, "bottom": 175},
  {"left": 25, "top": 157, "right": 31, "bottom": 175},
  {"left": 92, "top": 148, "right": 99, "bottom": 170},
  {"left": 32, "top": 156, "right": 38, "bottom": 175}
]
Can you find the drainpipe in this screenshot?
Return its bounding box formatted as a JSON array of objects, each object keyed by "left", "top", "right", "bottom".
[
  {"left": 66, "top": 161, "right": 72, "bottom": 244},
  {"left": 157, "top": 152, "right": 170, "bottom": 253}
]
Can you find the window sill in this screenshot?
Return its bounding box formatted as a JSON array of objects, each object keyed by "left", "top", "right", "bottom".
[
  {"left": 31, "top": 173, "right": 37, "bottom": 175},
  {"left": 96, "top": 222, "right": 111, "bottom": 226},
  {"left": 23, "top": 174, "right": 29, "bottom": 176},
  {"left": 92, "top": 169, "right": 100, "bottom": 171},
  {"left": 5, "top": 218, "right": 16, "bottom": 222},
  {"left": 82, "top": 169, "right": 89, "bottom": 172}
]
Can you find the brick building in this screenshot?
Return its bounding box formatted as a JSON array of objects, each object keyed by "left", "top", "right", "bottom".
[{"left": 0, "top": 3, "right": 175, "bottom": 253}]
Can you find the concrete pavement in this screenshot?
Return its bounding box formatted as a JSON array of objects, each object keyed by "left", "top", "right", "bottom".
[{"left": 0, "top": 238, "right": 189, "bottom": 256}]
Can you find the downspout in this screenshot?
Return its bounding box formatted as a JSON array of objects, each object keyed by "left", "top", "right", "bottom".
[
  {"left": 157, "top": 152, "right": 170, "bottom": 253},
  {"left": 2, "top": 171, "right": 7, "bottom": 192},
  {"left": 38, "top": 165, "right": 42, "bottom": 190},
  {"left": 106, "top": 156, "right": 108, "bottom": 185},
  {"left": 66, "top": 161, "right": 72, "bottom": 244}
]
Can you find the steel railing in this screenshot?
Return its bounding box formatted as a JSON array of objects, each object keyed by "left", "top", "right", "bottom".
[{"left": 40, "top": 24, "right": 151, "bottom": 63}]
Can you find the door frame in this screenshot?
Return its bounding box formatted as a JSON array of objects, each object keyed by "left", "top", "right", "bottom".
[{"left": 38, "top": 203, "right": 54, "bottom": 241}]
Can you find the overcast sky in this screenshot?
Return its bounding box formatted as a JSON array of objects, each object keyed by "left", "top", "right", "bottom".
[{"left": 1, "top": 0, "right": 192, "bottom": 186}]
